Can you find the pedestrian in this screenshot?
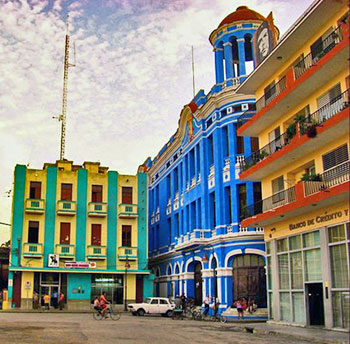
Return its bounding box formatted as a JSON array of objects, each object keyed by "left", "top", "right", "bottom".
[
  {"left": 236, "top": 298, "right": 244, "bottom": 319},
  {"left": 52, "top": 290, "right": 58, "bottom": 309},
  {"left": 33, "top": 291, "right": 39, "bottom": 310},
  {"left": 247, "top": 297, "right": 256, "bottom": 313},
  {"left": 174, "top": 295, "right": 182, "bottom": 309},
  {"left": 44, "top": 293, "right": 50, "bottom": 310},
  {"left": 203, "top": 295, "right": 210, "bottom": 316},
  {"left": 181, "top": 293, "right": 187, "bottom": 312},
  {"left": 59, "top": 291, "right": 65, "bottom": 310}
]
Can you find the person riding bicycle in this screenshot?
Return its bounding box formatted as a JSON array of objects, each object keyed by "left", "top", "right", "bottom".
[
  {"left": 100, "top": 292, "right": 110, "bottom": 317},
  {"left": 93, "top": 297, "right": 101, "bottom": 313}
]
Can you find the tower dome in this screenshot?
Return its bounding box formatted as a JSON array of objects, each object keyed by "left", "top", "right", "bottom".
[{"left": 218, "top": 6, "right": 266, "bottom": 29}]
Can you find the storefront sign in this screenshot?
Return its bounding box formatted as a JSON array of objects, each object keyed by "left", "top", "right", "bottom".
[
  {"left": 289, "top": 209, "right": 349, "bottom": 231},
  {"left": 48, "top": 254, "right": 59, "bottom": 268},
  {"left": 64, "top": 261, "right": 96, "bottom": 269}
]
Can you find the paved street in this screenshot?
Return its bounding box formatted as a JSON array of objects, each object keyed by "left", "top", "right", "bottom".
[{"left": 0, "top": 313, "right": 317, "bottom": 344}]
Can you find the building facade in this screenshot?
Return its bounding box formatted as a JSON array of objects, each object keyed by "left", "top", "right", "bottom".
[
  {"left": 237, "top": 0, "right": 349, "bottom": 330},
  {"left": 8, "top": 160, "right": 152, "bottom": 310},
  {"left": 146, "top": 6, "right": 279, "bottom": 313}
]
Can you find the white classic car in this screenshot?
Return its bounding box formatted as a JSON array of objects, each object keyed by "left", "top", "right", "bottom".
[{"left": 128, "top": 297, "right": 175, "bottom": 316}]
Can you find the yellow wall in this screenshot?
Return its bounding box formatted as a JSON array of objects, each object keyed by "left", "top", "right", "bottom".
[{"left": 20, "top": 271, "right": 34, "bottom": 300}]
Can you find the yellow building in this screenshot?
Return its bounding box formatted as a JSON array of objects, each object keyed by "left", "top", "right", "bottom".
[
  {"left": 8, "top": 160, "right": 152, "bottom": 310},
  {"left": 236, "top": 0, "right": 349, "bottom": 330}
]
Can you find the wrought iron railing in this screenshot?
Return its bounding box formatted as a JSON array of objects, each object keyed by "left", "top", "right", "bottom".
[
  {"left": 256, "top": 76, "right": 287, "bottom": 112},
  {"left": 240, "top": 186, "right": 296, "bottom": 220},
  {"left": 294, "top": 25, "right": 343, "bottom": 79},
  {"left": 304, "top": 161, "right": 349, "bottom": 196},
  {"left": 300, "top": 89, "right": 349, "bottom": 135}
]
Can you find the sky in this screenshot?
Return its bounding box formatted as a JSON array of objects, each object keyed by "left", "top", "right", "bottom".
[{"left": 0, "top": 0, "right": 313, "bottom": 244}]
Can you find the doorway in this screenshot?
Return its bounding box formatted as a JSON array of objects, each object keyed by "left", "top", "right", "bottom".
[
  {"left": 306, "top": 283, "right": 325, "bottom": 326},
  {"left": 12, "top": 272, "right": 22, "bottom": 308},
  {"left": 194, "top": 262, "right": 202, "bottom": 306}
]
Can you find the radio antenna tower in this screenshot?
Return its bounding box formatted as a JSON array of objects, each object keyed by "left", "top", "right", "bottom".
[{"left": 54, "top": 15, "right": 76, "bottom": 160}]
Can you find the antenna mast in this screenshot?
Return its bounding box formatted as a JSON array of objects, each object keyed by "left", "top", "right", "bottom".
[
  {"left": 191, "top": 46, "right": 195, "bottom": 98},
  {"left": 58, "top": 16, "right": 75, "bottom": 160}
]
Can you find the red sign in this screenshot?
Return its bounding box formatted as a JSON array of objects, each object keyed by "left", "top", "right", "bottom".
[{"left": 64, "top": 262, "right": 96, "bottom": 269}]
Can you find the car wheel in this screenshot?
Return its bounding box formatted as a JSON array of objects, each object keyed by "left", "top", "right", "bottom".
[
  {"left": 137, "top": 309, "right": 145, "bottom": 316},
  {"left": 165, "top": 310, "right": 173, "bottom": 317}
]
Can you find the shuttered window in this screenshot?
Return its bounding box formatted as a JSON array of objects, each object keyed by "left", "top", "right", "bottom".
[
  {"left": 60, "top": 223, "right": 71, "bottom": 244},
  {"left": 91, "top": 224, "right": 102, "bottom": 246},
  {"left": 122, "top": 187, "right": 133, "bottom": 204},
  {"left": 122, "top": 225, "right": 132, "bottom": 247},
  {"left": 237, "top": 136, "right": 245, "bottom": 154},
  {"left": 61, "top": 183, "right": 72, "bottom": 201},
  {"left": 251, "top": 137, "right": 259, "bottom": 153},
  {"left": 92, "top": 185, "right": 102, "bottom": 202},
  {"left": 322, "top": 144, "right": 349, "bottom": 171},
  {"left": 29, "top": 182, "right": 41, "bottom": 199}
]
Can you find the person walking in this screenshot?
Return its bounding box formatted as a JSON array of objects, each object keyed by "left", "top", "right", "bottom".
[
  {"left": 33, "top": 291, "right": 39, "bottom": 310},
  {"left": 236, "top": 298, "right": 244, "bottom": 319},
  {"left": 59, "top": 291, "right": 65, "bottom": 310}
]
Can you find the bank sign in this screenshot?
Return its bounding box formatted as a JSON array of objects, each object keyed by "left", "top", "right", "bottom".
[{"left": 289, "top": 208, "right": 349, "bottom": 231}]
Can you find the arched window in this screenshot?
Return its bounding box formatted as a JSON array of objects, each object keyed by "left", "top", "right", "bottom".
[
  {"left": 230, "top": 37, "right": 239, "bottom": 77},
  {"left": 244, "top": 34, "right": 253, "bottom": 61}
]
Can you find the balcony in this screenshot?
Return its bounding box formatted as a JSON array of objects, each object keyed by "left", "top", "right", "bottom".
[
  {"left": 237, "top": 24, "right": 348, "bottom": 137},
  {"left": 190, "top": 176, "right": 196, "bottom": 189},
  {"left": 208, "top": 164, "right": 215, "bottom": 189},
  {"left": 118, "top": 246, "right": 137, "bottom": 261},
  {"left": 55, "top": 244, "right": 75, "bottom": 259},
  {"left": 87, "top": 245, "right": 107, "bottom": 259},
  {"left": 25, "top": 198, "right": 45, "bottom": 214},
  {"left": 57, "top": 200, "right": 76, "bottom": 216},
  {"left": 223, "top": 158, "right": 230, "bottom": 182},
  {"left": 88, "top": 202, "right": 107, "bottom": 217},
  {"left": 118, "top": 204, "right": 138, "bottom": 218},
  {"left": 155, "top": 207, "right": 160, "bottom": 222},
  {"left": 241, "top": 161, "right": 349, "bottom": 227},
  {"left": 23, "top": 243, "right": 43, "bottom": 258},
  {"left": 239, "top": 90, "right": 349, "bottom": 181},
  {"left": 175, "top": 229, "right": 211, "bottom": 251},
  {"left": 166, "top": 199, "right": 172, "bottom": 215}
]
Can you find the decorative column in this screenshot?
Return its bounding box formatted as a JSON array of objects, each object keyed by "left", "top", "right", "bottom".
[
  {"left": 237, "top": 38, "right": 246, "bottom": 77},
  {"left": 201, "top": 269, "right": 213, "bottom": 302},
  {"left": 224, "top": 42, "right": 234, "bottom": 85},
  {"left": 216, "top": 267, "right": 233, "bottom": 310},
  {"left": 214, "top": 48, "right": 224, "bottom": 84}
]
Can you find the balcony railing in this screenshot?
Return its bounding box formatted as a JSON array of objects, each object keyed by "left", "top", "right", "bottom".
[
  {"left": 118, "top": 203, "right": 138, "bottom": 218},
  {"left": 87, "top": 245, "right": 107, "bottom": 259},
  {"left": 256, "top": 76, "right": 287, "bottom": 112},
  {"left": 304, "top": 161, "right": 349, "bottom": 197},
  {"left": 294, "top": 25, "right": 342, "bottom": 79},
  {"left": 57, "top": 200, "right": 76, "bottom": 215},
  {"left": 118, "top": 246, "right": 137, "bottom": 260},
  {"left": 240, "top": 90, "right": 350, "bottom": 172},
  {"left": 240, "top": 186, "right": 296, "bottom": 220},
  {"left": 88, "top": 202, "right": 107, "bottom": 217},
  {"left": 300, "top": 89, "right": 349, "bottom": 135},
  {"left": 25, "top": 198, "right": 45, "bottom": 214},
  {"left": 55, "top": 244, "right": 75, "bottom": 258},
  {"left": 237, "top": 106, "right": 257, "bottom": 128},
  {"left": 23, "top": 243, "right": 43, "bottom": 258},
  {"left": 166, "top": 199, "right": 172, "bottom": 215}
]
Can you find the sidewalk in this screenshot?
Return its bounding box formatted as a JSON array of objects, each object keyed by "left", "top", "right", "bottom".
[{"left": 226, "top": 321, "right": 350, "bottom": 344}]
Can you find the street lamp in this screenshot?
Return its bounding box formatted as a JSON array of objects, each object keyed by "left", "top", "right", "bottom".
[{"left": 124, "top": 257, "right": 130, "bottom": 311}]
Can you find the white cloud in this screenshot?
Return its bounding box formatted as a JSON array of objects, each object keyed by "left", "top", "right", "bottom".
[{"left": 0, "top": 0, "right": 313, "bottom": 243}]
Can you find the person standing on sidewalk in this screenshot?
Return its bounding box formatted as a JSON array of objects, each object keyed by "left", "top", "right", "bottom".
[
  {"left": 203, "top": 295, "right": 210, "bottom": 317},
  {"left": 59, "top": 291, "right": 65, "bottom": 310},
  {"left": 52, "top": 290, "right": 58, "bottom": 309},
  {"left": 44, "top": 293, "right": 50, "bottom": 310}
]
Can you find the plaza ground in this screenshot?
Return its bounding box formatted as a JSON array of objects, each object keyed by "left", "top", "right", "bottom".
[{"left": 0, "top": 313, "right": 349, "bottom": 344}]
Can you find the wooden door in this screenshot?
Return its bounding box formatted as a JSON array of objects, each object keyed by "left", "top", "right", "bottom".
[
  {"left": 136, "top": 275, "right": 143, "bottom": 303},
  {"left": 91, "top": 224, "right": 101, "bottom": 246},
  {"left": 60, "top": 223, "right": 71, "bottom": 244},
  {"left": 194, "top": 262, "right": 202, "bottom": 306},
  {"left": 12, "top": 272, "right": 22, "bottom": 308}
]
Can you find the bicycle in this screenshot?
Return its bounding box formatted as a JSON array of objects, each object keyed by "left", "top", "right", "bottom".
[{"left": 93, "top": 304, "right": 121, "bottom": 321}]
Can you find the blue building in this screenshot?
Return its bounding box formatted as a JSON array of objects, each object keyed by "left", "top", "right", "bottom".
[{"left": 145, "top": 6, "right": 279, "bottom": 312}]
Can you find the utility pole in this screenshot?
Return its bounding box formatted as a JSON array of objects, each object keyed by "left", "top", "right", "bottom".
[{"left": 55, "top": 15, "right": 76, "bottom": 161}]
